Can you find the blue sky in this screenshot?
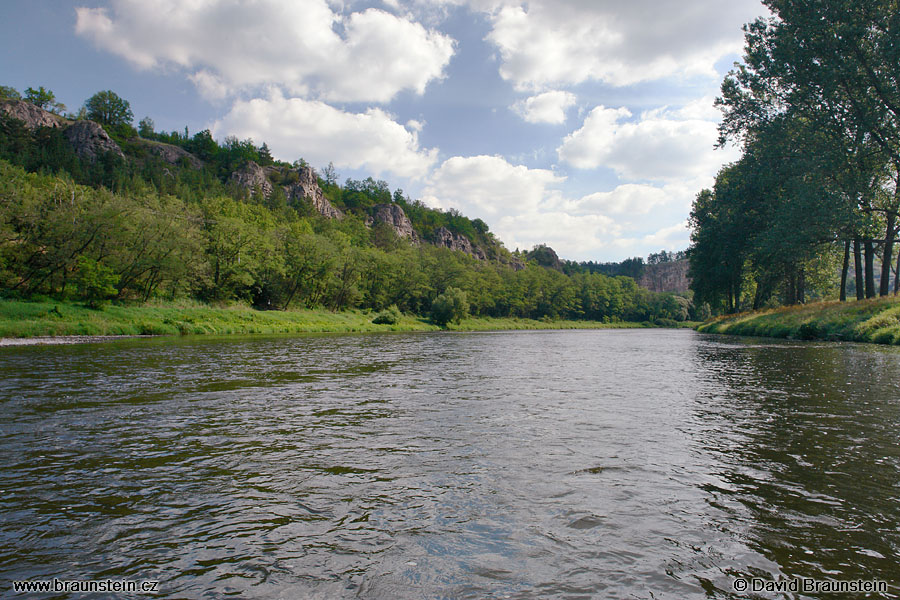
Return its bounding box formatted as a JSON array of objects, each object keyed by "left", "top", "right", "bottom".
[{"left": 0, "top": 0, "right": 766, "bottom": 261}]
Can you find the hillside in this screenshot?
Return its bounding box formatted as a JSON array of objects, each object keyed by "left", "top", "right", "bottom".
[{"left": 0, "top": 91, "right": 698, "bottom": 327}]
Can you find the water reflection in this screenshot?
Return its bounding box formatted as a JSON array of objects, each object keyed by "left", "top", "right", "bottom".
[{"left": 0, "top": 331, "right": 898, "bottom": 598}]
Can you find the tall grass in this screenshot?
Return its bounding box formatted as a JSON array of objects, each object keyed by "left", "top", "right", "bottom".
[
  {"left": 697, "top": 296, "right": 900, "bottom": 345},
  {"left": 0, "top": 299, "right": 680, "bottom": 339}
]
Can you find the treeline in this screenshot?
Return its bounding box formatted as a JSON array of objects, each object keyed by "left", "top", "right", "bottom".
[
  {"left": 690, "top": 0, "right": 899, "bottom": 313},
  {"left": 0, "top": 161, "right": 695, "bottom": 322},
  {"left": 0, "top": 84, "right": 696, "bottom": 323}
]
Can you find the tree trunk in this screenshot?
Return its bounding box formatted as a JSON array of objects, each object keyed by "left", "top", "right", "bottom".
[
  {"left": 854, "top": 238, "right": 864, "bottom": 300},
  {"left": 895, "top": 246, "right": 900, "bottom": 295},
  {"left": 797, "top": 267, "right": 805, "bottom": 304},
  {"left": 864, "top": 240, "right": 876, "bottom": 298},
  {"left": 840, "top": 240, "right": 850, "bottom": 302},
  {"left": 879, "top": 212, "right": 895, "bottom": 296}
]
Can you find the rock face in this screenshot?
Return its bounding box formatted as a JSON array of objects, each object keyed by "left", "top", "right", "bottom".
[
  {"left": 140, "top": 139, "right": 203, "bottom": 169},
  {"left": 63, "top": 121, "right": 125, "bottom": 162},
  {"left": 230, "top": 162, "right": 343, "bottom": 220},
  {"left": 367, "top": 203, "right": 419, "bottom": 243},
  {"left": 230, "top": 160, "right": 274, "bottom": 198},
  {"left": 638, "top": 259, "right": 691, "bottom": 293},
  {"left": 0, "top": 99, "right": 67, "bottom": 129},
  {"left": 432, "top": 226, "right": 486, "bottom": 260},
  {"left": 284, "top": 166, "right": 342, "bottom": 219},
  {"left": 1, "top": 100, "right": 125, "bottom": 162}
]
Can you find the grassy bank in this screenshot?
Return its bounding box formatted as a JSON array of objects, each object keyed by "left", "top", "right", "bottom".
[
  {"left": 0, "top": 299, "right": 677, "bottom": 339},
  {"left": 697, "top": 296, "right": 900, "bottom": 345}
]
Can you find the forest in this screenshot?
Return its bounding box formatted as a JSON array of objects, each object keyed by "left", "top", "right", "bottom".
[
  {"left": 689, "top": 0, "right": 900, "bottom": 313},
  {"left": 0, "top": 85, "right": 696, "bottom": 326}
]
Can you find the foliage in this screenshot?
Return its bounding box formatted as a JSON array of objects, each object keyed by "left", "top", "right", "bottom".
[
  {"left": 73, "top": 256, "right": 119, "bottom": 308},
  {"left": 24, "top": 86, "right": 66, "bottom": 114},
  {"left": 372, "top": 305, "right": 402, "bottom": 324},
  {"left": 84, "top": 90, "right": 134, "bottom": 128},
  {"left": 431, "top": 287, "right": 469, "bottom": 326},
  {"left": 0, "top": 86, "right": 21, "bottom": 101},
  {"left": 691, "top": 0, "right": 900, "bottom": 314}
]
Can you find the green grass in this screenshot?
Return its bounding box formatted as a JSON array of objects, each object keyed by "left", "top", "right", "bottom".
[
  {"left": 697, "top": 296, "right": 900, "bottom": 345},
  {"left": 0, "top": 299, "right": 687, "bottom": 339}
]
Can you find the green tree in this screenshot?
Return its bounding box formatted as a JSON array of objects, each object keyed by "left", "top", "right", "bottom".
[
  {"left": 24, "top": 86, "right": 65, "bottom": 114},
  {"left": 74, "top": 256, "right": 119, "bottom": 308},
  {"left": 84, "top": 90, "right": 134, "bottom": 128},
  {"left": 0, "top": 85, "right": 21, "bottom": 100},
  {"left": 431, "top": 286, "right": 469, "bottom": 326},
  {"left": 138, "top": 116, "right": 155, "bottom": 138}
]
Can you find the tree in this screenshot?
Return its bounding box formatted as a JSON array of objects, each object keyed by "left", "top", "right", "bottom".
[
  {"left": 24, "top": 86, "right": 65, "bottom": 114},
  {"left": 0, "top": 85, "right": 20, "bottom": 100},
  {"left": 84, "top": 90, "right": 134, "bottom": 128},
  {"left": 431, "top": 287, "right": 469, "bottom": 326},
  {"left": 74, "top": 256, "right": 120, "bottom": 308},
  {"left": 718, "top": 0, "right": 900, "bottom": 298},
  {"left": 138, "top": 116, "right": 155, "bottom": 138}
]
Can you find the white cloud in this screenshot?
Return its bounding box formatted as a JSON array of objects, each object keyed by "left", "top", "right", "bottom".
[
  {"left": 212, "top": 92, "right": 437, "bottom": 179},
  {"left": 422, "top": 155, "right": 564, "bottom": 217},
  {"left": 511, "top": 90, "right": 576, "bottom": 124},
  {"left": 75, "top": 0, "right": 455, "bottom": 103},
  {"left": 557, "top": 105, "right": 739, "bottom": 181},
  {"left": 480, "top": 0, "right": 764, "bottom": 89}
]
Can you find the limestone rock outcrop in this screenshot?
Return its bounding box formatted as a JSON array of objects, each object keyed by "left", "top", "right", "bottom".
[
  {"left": 229, "top": 160, "right": 274, "bottom": 198},
  {"left": 229, "top": 162, "right": 343, "bottom": 220},
  {"left": 1, "top": 100, "right": 125, "bottom": 162},
  {"left": 284, "top": 166, "right": 343, "bottom": 220},
  {"left": 0, "top": 99, "right": 67, "bottom": 129},
  {"left": 366, "top": 203, "right": 419, "bottom": 243},
  {"left": 63, "top": 120, "right": 125, "bottom": 162},
  {"left": 638, "top": 259, "right": 691, "bottom": 293},
  {"left": 140, "top": 139, "right": 203, "bottom": 169},
  {"left": 432, "top": 226, "right": 486, "bottom": 260}
]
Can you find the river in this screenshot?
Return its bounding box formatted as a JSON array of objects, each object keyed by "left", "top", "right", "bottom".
[{"left": 1, "top": 329, "right": 898, "bottom": 598}]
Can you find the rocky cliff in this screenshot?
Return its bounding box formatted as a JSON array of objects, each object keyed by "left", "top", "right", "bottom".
[
  {"left": 230, "top": 161, "right": 342, "bottom": 220},
  {"left": 0, "top": 99, "right": 67, "bottom": 129},
  {"left": 284, "top": 166, "right": 342, "bottom": 220},
  {"left": 138, "top": 138, "right": 203, "bottom": 169},
  {"left": 366, "top": 203, "right": 419, "bottom": 243},
  {"left": 432, "top": 226, "right": 487, "bottom": 260},
  {"left": 63, "top": 121, "right": 125, "bottom": 161},
  {"left": 638, "top": 259, "right": 691, "bottom": 293},
  {"left": 1, "top": 100, "right": 124, "bottom": 162}
]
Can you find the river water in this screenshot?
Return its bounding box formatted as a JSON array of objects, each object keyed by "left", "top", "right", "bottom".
[{"left": 1, "top": 329, "right": 898, "bottom": 599}]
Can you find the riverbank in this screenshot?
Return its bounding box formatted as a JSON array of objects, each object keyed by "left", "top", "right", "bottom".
[
  {"left": 0, "top": 299, "right": 686, "bottom": 340},
  {"left": 697, "top": 296, "right": 900, "bottom": 345}
]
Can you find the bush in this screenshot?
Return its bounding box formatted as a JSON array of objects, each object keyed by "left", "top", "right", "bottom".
[
  {"left": 431, "top": 287, "right": 469, "bottom": 327},
  {"left": 372, "top": 305, "right": 402, "bottom": 325},
  {"left": 74, "top": 256, "right": 119, "bottom": 308}
]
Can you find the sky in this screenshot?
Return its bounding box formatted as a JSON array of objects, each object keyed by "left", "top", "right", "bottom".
[{"left": 0, "top": 0, "right": 766, "bottom": 262}]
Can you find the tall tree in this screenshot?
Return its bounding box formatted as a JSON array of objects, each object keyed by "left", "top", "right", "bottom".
[{"left": 84, "top": 90, "right": 133, "bottom": 128}]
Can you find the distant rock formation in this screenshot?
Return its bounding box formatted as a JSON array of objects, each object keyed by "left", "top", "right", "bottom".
[
  {"left": 230, "top": 160, "right": 274, "bottom": 198},
  {"left": 0, "top": 99, "right": 67, "bottom": 129},
  {"left": 432, "top": 226, "right": 486, "bottom": 260},
  {"left": 638, "top": 259, "right": 691, "bottom": 293},
  {"left": 230, "top": 161, "right": 343, "bottom": 220},
  {"left": 366, "top": 203, "right": 419, "bottom": 243},
  {"left": 62, "top": 120, "right": 125, "bottom": 162},
  {"left": 0, "top": 100, "right": 124, "bottom": 162},
  {"left": 138, "top": 138, "right": 203, "bottom": 169},
  {"left": 284, "top": 166, "right": 342, "bottom": 220}
]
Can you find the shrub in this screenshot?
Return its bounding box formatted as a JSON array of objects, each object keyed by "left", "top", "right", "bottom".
[
  {"left": 431, "top": 287, "right": 469, "bottom": 327},
  {"left": 797, "top": 322, "right": 821, "bottom": 340},
  {"left": 372, "top": 305, "right": 402, "bottom": 325}
]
